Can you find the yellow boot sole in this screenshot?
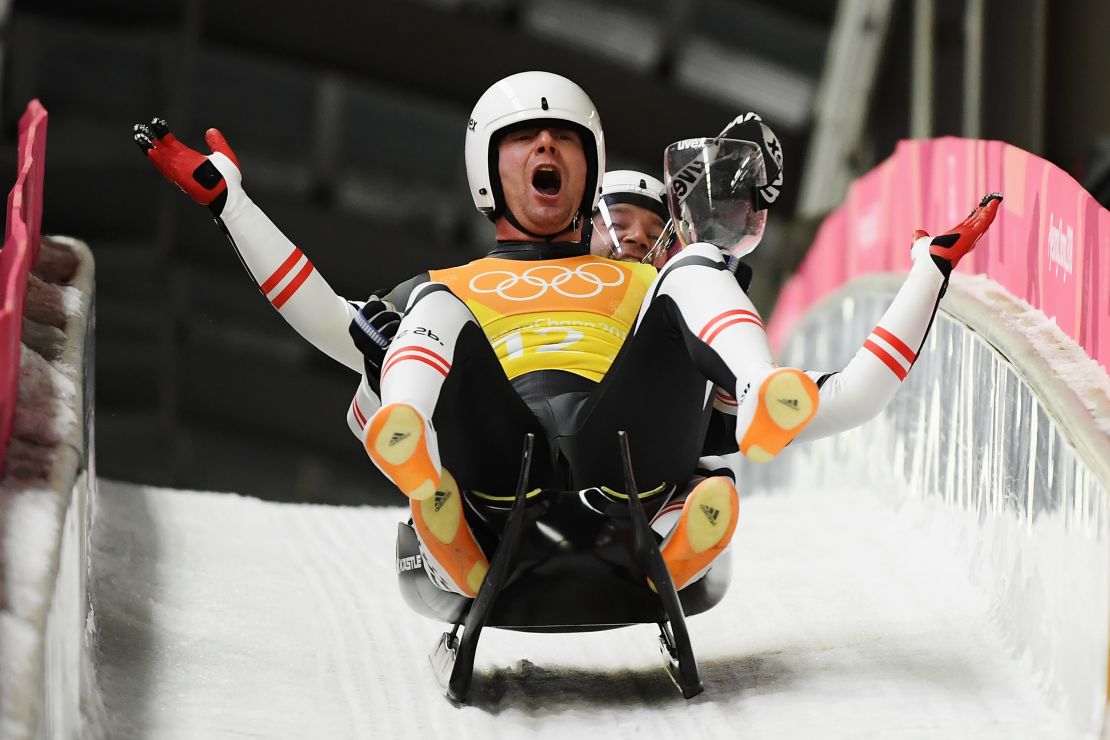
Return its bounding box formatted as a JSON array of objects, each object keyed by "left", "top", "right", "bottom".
[
  {"left": 739, "top": 368, "right": 819, "bottom": 462},
  {"left": 659, "top": 477, "right": 739, "bottom": 590},
  {"left": 365, "top": 403, "right": 439, "bottom": 500},
  {"left": 412, "top": 469, "right": 489, "bottom": 597}
]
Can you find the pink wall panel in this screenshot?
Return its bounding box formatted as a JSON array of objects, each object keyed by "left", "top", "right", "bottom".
[
  {"left": 0, "top": 100, "right": 48, "bottom": 475},
  {"left": 769, "top": 137, "right": 1108, "bottom": 373},
  {"left": 846, "top": 157, "right": 894, "bottom": 276}
]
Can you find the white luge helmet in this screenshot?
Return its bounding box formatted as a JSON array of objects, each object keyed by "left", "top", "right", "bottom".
[
  {"left": 596, "top": 169, "right": 674, "bottom": 263},
  {"left": 598, "top": 170, "right": 669, "bottom": 223},
  {"left": 465, "top": 71, "right": 605, "bottom": 225}
]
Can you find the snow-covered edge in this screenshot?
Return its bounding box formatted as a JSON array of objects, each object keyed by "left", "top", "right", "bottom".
[
  {"left": 785, "top": 271, "right": 1110, "bottom": 488},
  {"left": 0, "top": 236, "right": 105, "bottom": 740},
  {"left": 946, "top": 273, "right": 1110, "bottom": 471},
  {"left": 756, "top": 271, "right": 1110, "bottom": 739},
  {"left": 938, "top": 276, "right": 1110, "bottom": 740}
]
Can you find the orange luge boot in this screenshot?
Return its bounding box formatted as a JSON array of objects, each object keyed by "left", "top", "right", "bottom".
[
  {"left": 364, "top": 402, "right": 441, "bottom": 501},
  {"left": 411, "top": 469, "right": 489, "bottom": 598},
  {"left": 659, "top": 476, "right": 739, "bottom": 590},
  {"left": 735, "top": 367, "right": 819, "bottom": 463}
]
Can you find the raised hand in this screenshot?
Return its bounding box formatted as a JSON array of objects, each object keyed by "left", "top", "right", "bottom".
[
  {"left": 348, "top": 296, "right": 402, "bottom": 390},
  {"left": 913, "top": 193, "right": 1003, "bottom": 277},
  {"left": 133, "top": 117, "right": 240, "bottom": 214}
]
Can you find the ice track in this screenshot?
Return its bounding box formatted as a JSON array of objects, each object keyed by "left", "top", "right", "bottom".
[{"left": 90, "top": 479, "right": 1074, "bottom": 740}]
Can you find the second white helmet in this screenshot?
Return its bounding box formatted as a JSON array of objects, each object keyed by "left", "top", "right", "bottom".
[
  {"left": 598, "top": 170, "right": 668, "bottom": 223},
  {"left": 465, "top": 71, "right": 605, "bottom": 223}
]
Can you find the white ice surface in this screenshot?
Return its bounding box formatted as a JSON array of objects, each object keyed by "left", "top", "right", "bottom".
[{"left": 90, "top": 479, "right": 1078, "bottom": 740}]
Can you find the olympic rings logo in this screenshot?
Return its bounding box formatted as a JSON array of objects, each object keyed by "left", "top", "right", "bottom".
[{"left": 468, "top": 263, "right": 626, "bottom": 301}]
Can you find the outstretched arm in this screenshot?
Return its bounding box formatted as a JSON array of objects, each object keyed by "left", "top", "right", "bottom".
[
  {"left": 794, "top": 193, "right": 1002, "bottom": 442},
  {"left": 133, "top": 117, "right": 365, "bottom": 372}
]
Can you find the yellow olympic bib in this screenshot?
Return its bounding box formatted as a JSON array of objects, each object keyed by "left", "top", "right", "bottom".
[{"left": 430, "top": 256, "right": 656, "bottom": 382}]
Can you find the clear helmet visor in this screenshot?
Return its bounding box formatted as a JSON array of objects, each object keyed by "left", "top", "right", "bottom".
[{"left": 664, "top": 137, "right": 768, "bottom": 259}]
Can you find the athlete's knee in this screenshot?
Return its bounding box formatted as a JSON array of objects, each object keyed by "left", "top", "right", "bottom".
[
  {"left": 404, "top": 281, "right": 477, "bottom": 327},
  {"left": 406, "top": 281, "right": 460, "bottom": 311},
  {"left": 657, "top": 243, "right": 726, "bottom": 278}
]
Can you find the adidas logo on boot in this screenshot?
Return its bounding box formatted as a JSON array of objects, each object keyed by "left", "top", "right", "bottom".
[
  {"left": 659, "top": 477, "right": 739, "bottom": 591},
  {"left": 735, "top": 368, "right": 819, "bottom": 463},
  {"left": 364, "top": 403, "right": 441, "bottom": 500},
  {"left": 434, "top": 489, "right": 451, "bottom": 513},
  {"left": 412, "top": 469, "right": 489, "bottom": 597}
]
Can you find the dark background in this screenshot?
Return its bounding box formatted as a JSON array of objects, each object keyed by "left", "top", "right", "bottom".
[{"left": 3, "top": 0, "right": 1106, "bottom": 505}]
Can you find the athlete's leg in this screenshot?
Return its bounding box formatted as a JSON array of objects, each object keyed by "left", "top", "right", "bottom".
[
  {"left": 432, "top": 321, "right": 556, "bottom": 493},
  {"left": 363, "top": 284, "right": 548, "bottom": 598},
  {"left": 408, "top": 470, "right": 489, "bottom": 598},
  {"left": 657, "top": 476, "right": 738, "bottom": 590},
  {"left": 560, "top": 293, "right": 716, "bottom": 489},
  {"left": 364, "top": 282, "right": 549, "bottom": 498},
  {"left": 635, "top": 243, "right": 818, "bottom": 462},
  {"left": 363, "top": 284, "right": 458, "bottom": 501},
  {"left": 650, "top": 457, "right": 739, "bottom": 591},
  {"left": 562, "top": 245, "right": 814, "bottom": 487}
]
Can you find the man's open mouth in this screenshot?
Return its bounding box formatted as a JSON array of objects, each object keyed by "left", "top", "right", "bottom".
[{"left": 532, "top": 166, "right": 562, "bottom": 196}]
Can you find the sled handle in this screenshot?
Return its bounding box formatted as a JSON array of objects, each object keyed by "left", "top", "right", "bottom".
[
  {"left": 617, "top": 430, "right": 704, "bottom": 699},
  {"left": 447, "top": 433, "right": 535, "bottom": 703}
]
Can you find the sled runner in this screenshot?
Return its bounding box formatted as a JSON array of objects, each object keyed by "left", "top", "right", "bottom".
[{"left": 395, "top": 432, "right": 731, "bottom": 703}]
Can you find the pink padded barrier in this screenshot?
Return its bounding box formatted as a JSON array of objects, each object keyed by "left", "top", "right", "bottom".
[
  {"left": 768, "top": 137, "right": 1110, "bottom": 374},
  {"left": 0, "top": 100, "right": 49, "bottom": 475}
]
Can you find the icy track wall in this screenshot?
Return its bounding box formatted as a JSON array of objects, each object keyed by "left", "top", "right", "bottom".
[
  {"left": 753, "top": 138, "right": 1110, "bottom": 738},
  {"left": 0, "top": 102, "right": 103, "bottom": 739}
]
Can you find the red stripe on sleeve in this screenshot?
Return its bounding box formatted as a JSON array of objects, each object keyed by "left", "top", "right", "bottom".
[
  {"left": 381, "top": 346, "right": 452, "bottom": 379},
  {"left": 381, "top": 353, "right": 450, "bottom": 380},
  {"left": 260, "top": 248, "right": 304, "bottom": 294},
  {"left": 873, "top": 326, "right": 916, "bottom": 364},
  {"left": 386, "top": 345, "right": 451, "bottom": 371},
  {"left": 715, "top": 391, "right": 738, "bottom": 407},
  {"left": 705, "top": 316, "right": 764, "bottom": 346},
  {"left": 864, "top": 339, "right": 908, "bottom": 381},
  {"left": 271, "top": 262, "right": 314, "bottom": 309},
  {"left": 352, "top": 398, "right": 367, "bottom": 428},
  {"left": 698, "top": 309, "right": 763, "bottom": 340}
]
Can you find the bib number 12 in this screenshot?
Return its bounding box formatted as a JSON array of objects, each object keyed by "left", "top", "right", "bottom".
[{"left": 492, "top": 326, "right": 584, "bottom": 360}]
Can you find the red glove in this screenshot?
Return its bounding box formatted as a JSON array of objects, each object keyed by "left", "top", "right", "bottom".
[
  {"left": 133, "top": 118, "right": 240, "bottom": 214},
  {"left": 913, "top": 193, "right": 1003, "bottom": 277}
]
